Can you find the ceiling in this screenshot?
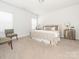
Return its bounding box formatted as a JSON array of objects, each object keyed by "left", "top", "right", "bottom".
[{"left": 0, "top": 0, "right": 79, "bottom": 15}]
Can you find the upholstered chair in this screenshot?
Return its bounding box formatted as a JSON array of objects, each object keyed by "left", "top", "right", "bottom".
[{"left": 5, "top": 29, "right": 18, "bottom": 40}]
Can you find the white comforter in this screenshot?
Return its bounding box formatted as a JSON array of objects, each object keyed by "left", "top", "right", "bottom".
[
  {"left": 31, "top": 30, "right": 60, "bottom": 45},
  {"left": 34, "top": 30, "right": 59, "bottom": 37}
]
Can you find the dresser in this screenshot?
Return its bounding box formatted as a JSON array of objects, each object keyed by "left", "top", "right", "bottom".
[{"left": 64, "top": 29, "right": 76, "bottom": 40}]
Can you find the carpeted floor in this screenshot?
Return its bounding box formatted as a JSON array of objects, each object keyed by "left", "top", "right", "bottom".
[{"left": 0, "top": 37, "right": 79, "bottom": 59}]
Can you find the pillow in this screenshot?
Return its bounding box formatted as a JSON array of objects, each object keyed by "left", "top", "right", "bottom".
[
  {"left": 51, "top": 27, "right": 56, "bottom": 31},
  {"left": 36, "top": 25, "right": 43, "bottom": 30},
  {"left": 44, "top": 27, "right": 51, "bottom": 30}
]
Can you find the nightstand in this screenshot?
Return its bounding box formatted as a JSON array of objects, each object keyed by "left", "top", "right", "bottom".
[{"left": 64, "top": 29, "right": 76, "bottom": 40}]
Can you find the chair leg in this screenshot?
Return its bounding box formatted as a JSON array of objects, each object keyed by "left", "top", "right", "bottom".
[
  {"left": 8, "top": 40, "right": 13, "bottom": 50},
  {"left": 50, "top": 40, "right": 52, "bottom": 47}
]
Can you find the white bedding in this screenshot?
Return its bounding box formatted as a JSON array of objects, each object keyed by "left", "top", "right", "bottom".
[
  {"left": 34, "top": 30, "right": 59, "bottom": 37},
  {"left": 31, "top": 30, "right": 60, "bottom": 45}
]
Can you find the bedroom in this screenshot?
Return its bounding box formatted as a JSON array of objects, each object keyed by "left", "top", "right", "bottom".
[{"left": 0, "top": 0, "right": 79, "bottom": 59}]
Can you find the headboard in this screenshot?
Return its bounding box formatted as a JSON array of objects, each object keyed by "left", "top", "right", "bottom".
[{"left": 43, "top": 25, "right": 59, "bottom": 31}]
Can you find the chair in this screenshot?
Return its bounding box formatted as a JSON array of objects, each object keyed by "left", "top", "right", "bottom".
[{"left": 5, "top": 29, "right": 18, "bottom": 40}]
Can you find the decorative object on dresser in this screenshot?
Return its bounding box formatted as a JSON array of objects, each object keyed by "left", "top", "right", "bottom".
[{"left": 64, "top": 26, "right": 76, "bottom": 40}]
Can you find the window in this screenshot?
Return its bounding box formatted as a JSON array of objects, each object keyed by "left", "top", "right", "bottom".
[
  {"left": 0, "top": 11, "right": 13, "bottom": 32},
  {"left": 32, "top": 16, "right": 38, "bottom": 29}
]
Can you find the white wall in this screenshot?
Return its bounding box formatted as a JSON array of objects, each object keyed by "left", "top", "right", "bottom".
[
  {"left": 38, "top": 4, "right": 79, "bottom": 40},
  {"left": 0, "top": 1, "right": 33, "bottom": 37}
]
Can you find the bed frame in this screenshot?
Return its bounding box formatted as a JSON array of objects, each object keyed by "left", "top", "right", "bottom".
[
  {"left": 43, "top": 25, "right": 59, "bottom": 31},
  {"left": 31, "top": 25, "right": 60, "bottom": 46}
]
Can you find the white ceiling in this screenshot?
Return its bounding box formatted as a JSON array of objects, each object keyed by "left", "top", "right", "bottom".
[{"left": 0, "top": 0, "right": 79, "bottom": 15}]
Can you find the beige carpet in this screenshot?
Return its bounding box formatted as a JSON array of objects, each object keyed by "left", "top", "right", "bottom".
[{"left": 0, "top": 37, "right": 79, "bottom": 59}]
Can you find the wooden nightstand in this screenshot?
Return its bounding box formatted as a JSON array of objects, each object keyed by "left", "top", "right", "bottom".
[{"left": 64, "top": 29, "right": 76, "bottom": 40}]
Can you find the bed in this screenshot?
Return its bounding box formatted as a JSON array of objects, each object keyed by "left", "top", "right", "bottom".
[{"left": 31, "top": 25, "right": 60, "bottom": 46}]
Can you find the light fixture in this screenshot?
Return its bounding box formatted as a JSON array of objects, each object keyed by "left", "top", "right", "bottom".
[{"left": 39, "top": 0, "right": 45, "bottom": 3}]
